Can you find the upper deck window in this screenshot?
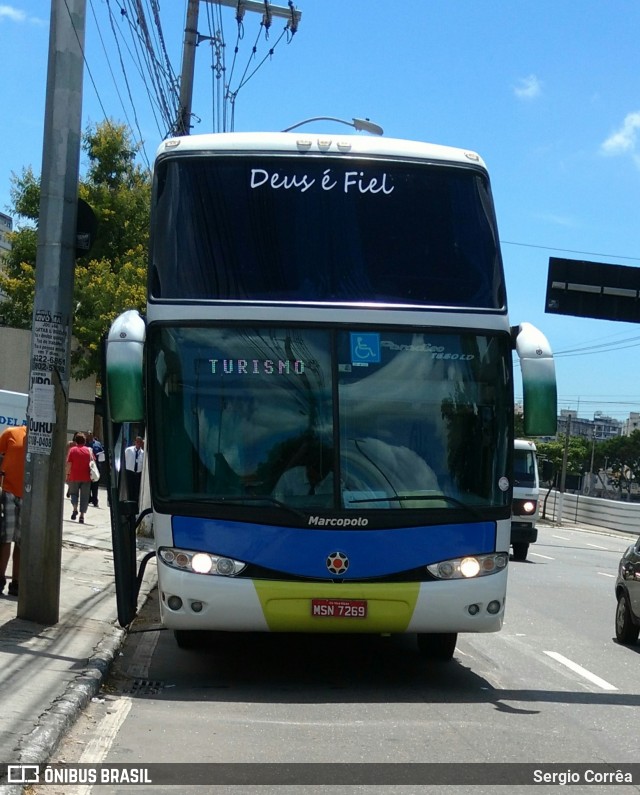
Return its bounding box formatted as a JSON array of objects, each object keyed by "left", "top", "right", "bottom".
[{"left": 150, "top": 155, "right": 505, "bottom": 309}]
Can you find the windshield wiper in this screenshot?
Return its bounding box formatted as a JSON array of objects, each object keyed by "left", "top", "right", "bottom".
[
  {"left": 193, "top": 495, "right": 309, "bottom": 522},
  {"left": 345, "top": 494, "right": 484, "bottom": 520}
]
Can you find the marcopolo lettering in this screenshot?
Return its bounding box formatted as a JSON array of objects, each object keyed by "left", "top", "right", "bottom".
[{"left": 308, "top": 516, "right": 368, "bottom": 527}]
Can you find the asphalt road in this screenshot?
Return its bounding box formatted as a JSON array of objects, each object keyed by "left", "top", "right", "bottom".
[{"left": 34, "top": 522, "right": 640, "bottom": 794}]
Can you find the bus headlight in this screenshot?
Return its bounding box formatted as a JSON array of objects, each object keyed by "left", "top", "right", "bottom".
[
  {"left": 459, "top": 557, "right": 480, "bottom": 578},
  {"left": 159, "top": 547, "right": 247, "bottom": 577},
  {"left": 427, "top": 552, "right": 508, "bottom": 580},
  {"left": 513, "top": 499, "right": 537, "bottom": 515},
  {"left": 191, "top": 553, "right": 213, "bottom": 574}
]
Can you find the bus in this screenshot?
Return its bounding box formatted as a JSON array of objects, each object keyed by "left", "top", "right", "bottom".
[{"left": 105, "top": 131, "right": 557, "bottom": 660}]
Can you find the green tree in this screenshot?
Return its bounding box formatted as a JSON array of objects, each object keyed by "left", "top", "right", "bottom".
[
  {"left": 596, "top": 431, "right": 640, "bottom": 499},
  {"left": 0, "top": 120, "right": 150, "bottom": 379},
  {"left": 536, "top": 435, "right": 591, "bottom": 481}
]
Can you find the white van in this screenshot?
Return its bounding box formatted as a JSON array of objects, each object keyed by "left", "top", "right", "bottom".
[
  {"left": 511, "top": 439, "right": 540, "bottom": 561},
  {"left": 0, "top": 389, "right": 28, "bottom": 435}
]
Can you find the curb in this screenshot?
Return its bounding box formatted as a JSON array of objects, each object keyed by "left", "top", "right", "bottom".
[
  {"left": 18, "top": 625, "right": 125, "bottom": 766},
  {"left": 0, "top": 626, "right": 125, "bottom": 795},
  {"left": 0, "top": 568, "right": 157, "bottom": 795}
]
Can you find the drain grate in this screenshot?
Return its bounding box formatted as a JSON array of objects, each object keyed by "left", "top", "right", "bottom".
[{"left": 124, "top": 678, "right": 166, "bottom": 696}]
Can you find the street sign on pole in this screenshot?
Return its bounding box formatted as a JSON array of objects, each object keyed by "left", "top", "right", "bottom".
[{"left": 546, "top": 257, "right": 640, "bottom": 323}]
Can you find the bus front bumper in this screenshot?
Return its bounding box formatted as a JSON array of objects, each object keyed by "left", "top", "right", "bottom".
[{"left": 158, "top": 565, "right": 507, "bottom": 635}]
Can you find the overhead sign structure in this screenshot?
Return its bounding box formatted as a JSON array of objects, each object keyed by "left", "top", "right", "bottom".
[{"left": 546, "top": 257, "right": 640, "bottom": 323}]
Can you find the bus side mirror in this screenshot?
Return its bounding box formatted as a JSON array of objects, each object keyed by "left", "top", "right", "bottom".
[
  {"left": 513, "top": 322, "right": 557, "bottom": 437},
  {"left": 106, "top": 310, "right": 146, "bottom": 423}
]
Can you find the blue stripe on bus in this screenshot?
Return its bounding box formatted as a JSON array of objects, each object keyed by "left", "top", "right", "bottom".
[{"left": 171, "top": 517, "right": 497, "bottom": 579}]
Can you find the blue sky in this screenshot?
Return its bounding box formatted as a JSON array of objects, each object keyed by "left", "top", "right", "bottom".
[{"left": 2, "top": 1, "right": 640, "bottom": 422}]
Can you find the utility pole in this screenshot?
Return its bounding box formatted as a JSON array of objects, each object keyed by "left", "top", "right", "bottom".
[
  {"left": 175, "top": 0, "right": 200, "bottom": 136},
  {"left": 175, "top": 0, "right": 302, "bottom": 135},
  {"left": 556, "top": 415, "right": 571, "bottom": 526},
  {"left": 18, "top": 0, "right": 86, "bottom": 625}
]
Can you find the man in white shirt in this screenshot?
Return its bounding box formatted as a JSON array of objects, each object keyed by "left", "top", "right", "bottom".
[{"left": 124, "top": 436, "right": 144, "bottom": 504}]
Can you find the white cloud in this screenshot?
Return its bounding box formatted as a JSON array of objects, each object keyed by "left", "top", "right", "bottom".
[
  {"left": 0, "top": 5, "right": 45, "bottom": 24},
  {"left": 0, "top": 5, "right": 26, "bottom": 22},
  {"left": 514, "top": 75, "right": 542, "bottom": 100},
  {"left": 601, "top": 111, "right": 640, "bottom": 157},
  {"left": 535, "top": 212, "right": 579, "bottom": 229}
]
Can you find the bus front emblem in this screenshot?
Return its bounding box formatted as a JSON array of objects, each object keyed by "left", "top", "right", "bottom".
[{"left": 326, "top": 552, "right": 349, "bottom": 575}]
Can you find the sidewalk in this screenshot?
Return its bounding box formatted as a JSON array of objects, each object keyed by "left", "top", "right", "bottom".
[
  {"left": 538, "top": 516, "right": 639, "bottom": 540},
  {"left": 0, "top": 487, "right": 156, "bottom": 792}
]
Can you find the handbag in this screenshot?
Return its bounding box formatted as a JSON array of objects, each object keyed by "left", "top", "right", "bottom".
[{"left": 89, "top": 459, "right": 101, "bottom": 483}]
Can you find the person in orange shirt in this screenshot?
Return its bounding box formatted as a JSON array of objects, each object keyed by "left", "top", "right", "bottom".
[{"left": 0, "top": 424, "right": 26, "bottom": 597}]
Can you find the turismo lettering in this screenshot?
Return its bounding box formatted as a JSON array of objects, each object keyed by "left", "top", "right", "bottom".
[
  {"left": 208, "top": 358, "right": 305, "bottom": 375},
  {"left": 250, "top": 168, "right": 394, "bottom": 195}
]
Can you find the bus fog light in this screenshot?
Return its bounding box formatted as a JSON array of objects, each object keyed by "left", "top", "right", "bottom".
[
  {"left": 460, "top": 557, "right": 480, "bottom": 578},
  {"left": 167, "top": 595, "right": 183, "bottom": 611},
  {"left": 191, "top": 601, "right": 203, "bottom": 613},
  {"left": 192, "top": 553, "right": 213, "bottom": 574},
  {"left": 487, "top": 600, "right": 501, "bottom": 615},
  {"left": 523, "top": 501, "right": 535, "bottom": 514},
  {"left": 175, "top": 553, "right": 190, "bottom": 568},
  {"left": 468, "top": 603, "right": 480, "bottom": 616}
]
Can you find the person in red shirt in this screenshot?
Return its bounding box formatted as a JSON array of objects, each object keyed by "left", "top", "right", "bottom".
[
  {"left": 0, "top": 424, "right": 26, "bottom": 597},
  {"left": 65, "top": 432, "right": 94, "bottom": 524}
]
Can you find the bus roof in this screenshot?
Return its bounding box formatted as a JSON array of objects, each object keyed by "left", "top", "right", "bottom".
[{"left": 155, "top": 132, "right": 488, "bottom": 171}]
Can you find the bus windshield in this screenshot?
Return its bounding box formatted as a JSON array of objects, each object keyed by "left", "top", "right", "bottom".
[
  {"left": 150, "top": 155, "right": 505, "bottom": 309},
  {"left": 147, "top": 325, "right": 511, "bottom": 517}
]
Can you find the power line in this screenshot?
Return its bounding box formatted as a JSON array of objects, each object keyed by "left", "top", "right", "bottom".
[
  {"left": 501, "top": 239, "right": 640, "bottom": 263},
  {"left": 88, "top": 0, "right": 151, "bottom": 169}
]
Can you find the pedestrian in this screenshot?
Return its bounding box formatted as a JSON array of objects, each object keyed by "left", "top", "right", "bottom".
[
  {"left": 66, "top": 432, "right": 94, "bottom": 524},
  {"left": 65, "top": 438, "right": 75, "bottom": 497},
  {"left": 124, "top": 436, "right": 144, "bottom": 504},
  {"left": 0, "top": 423, "right": 26, "bottom": 597},
  {"left": 86, "top": 432, "right": 105, "bottom": 507}
]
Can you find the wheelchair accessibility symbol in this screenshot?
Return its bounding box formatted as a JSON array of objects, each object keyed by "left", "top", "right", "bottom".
[{"left": 350, "top": 333, "right": 381, "bottom": 364}]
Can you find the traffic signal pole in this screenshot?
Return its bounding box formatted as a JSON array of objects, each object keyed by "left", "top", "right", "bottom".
[{"left": 18, "top": 0, "right": 86, "bottom": 625}]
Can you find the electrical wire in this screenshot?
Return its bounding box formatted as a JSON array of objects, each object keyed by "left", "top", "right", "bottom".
[
  {"left": 88, "top": 0, "right": 151, "bottom": 169},
  {"left": 501, "top": 239, "right": 640, "bottom": 262},
  {"left": 106, "top": 0, "right": 167, "bottom": 138}
]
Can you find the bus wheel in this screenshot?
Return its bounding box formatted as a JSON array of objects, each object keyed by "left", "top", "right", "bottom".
[
  {"left": 615, "top": 594, "right": 639, "bottom": 645},
  {"left": 174, "top": 630, "right": 204, "bottom": 650},
  {"left": 416, "top": 632, "right": 457, "bottom": 661},
  {"left": 512, "top": 543, "right": 529, "bottom": 562}
]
